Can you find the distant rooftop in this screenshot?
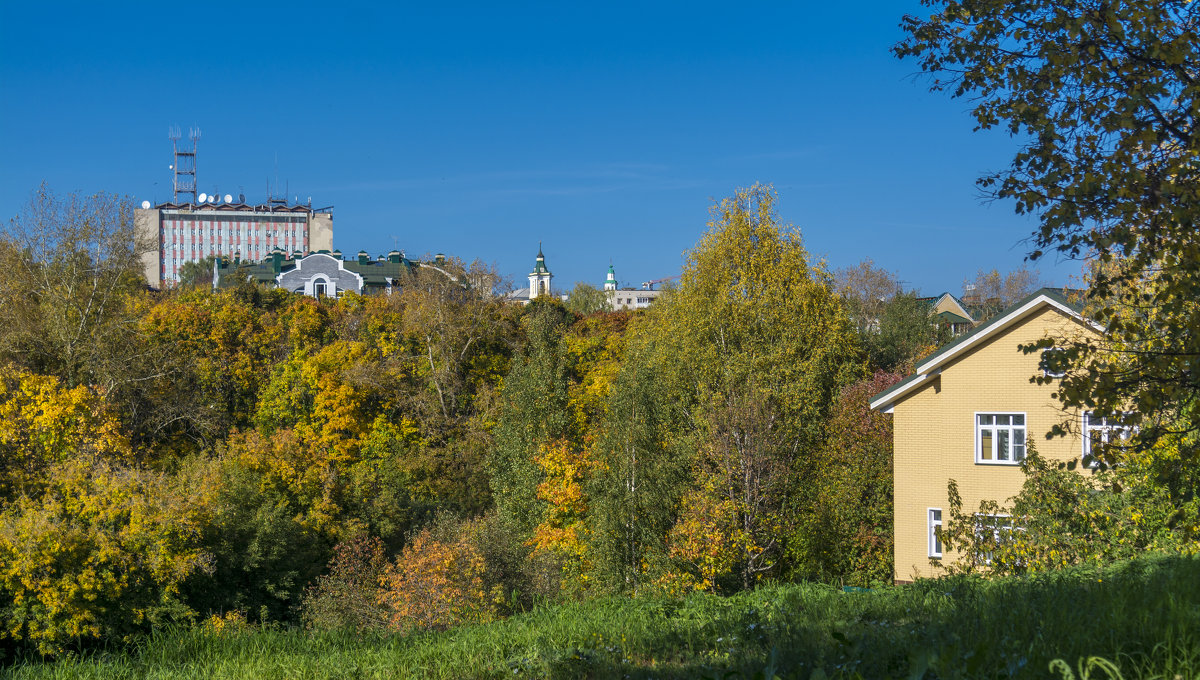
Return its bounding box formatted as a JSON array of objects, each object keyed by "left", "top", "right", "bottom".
[{"left": 153, "top": 201, "right": 332, "bottom": 214}]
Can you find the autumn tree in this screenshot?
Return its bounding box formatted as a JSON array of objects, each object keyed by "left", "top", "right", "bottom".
[
  {"left": 527, "top": 438, "right": 600, "bottom": 595},
  {"left": 896, "top": 0, "right": 1200, "bottom": 454},
  {"left": 300, "top": 535, "right": 390, "bottom": 631},
  {"left": 962, "top": 266, "right": 1041, "bottom": 321},
  {"left": 834, "top": 258, "right": 902, "bottom": 336},
  {"left": 0, "top": 184, "right": 154, "bottom": 389},
  {"left": 0, "top": 458, "right": 209, "bottom": 653},
  {"left": 377, "top": 518, "right": 501, "bottom": 634},
  {"left": 671, "top": 388, "right": 794, "bottom": 592}
]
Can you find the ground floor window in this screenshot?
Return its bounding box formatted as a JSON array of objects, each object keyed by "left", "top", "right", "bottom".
[
  {"left": 928, "top": 508, "right": 943, "bottom": 559},
  {"left": 974, "top": 513, "right": 1017, "bottom": 565}
]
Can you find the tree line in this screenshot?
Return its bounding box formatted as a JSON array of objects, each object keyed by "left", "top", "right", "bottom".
[{"left": 0, "top": 183, "right": 936, "bottom": 654}]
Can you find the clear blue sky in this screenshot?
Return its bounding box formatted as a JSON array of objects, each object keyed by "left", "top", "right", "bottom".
[{"left": 0, "top": 1, "right": 1083, "bottom": 294}]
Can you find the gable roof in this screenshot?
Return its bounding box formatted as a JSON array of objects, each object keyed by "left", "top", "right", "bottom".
[
  {"left": 869, "top": 288, "right": 1095, "bottom": 413},
  {"left": 917, "top": 292, "right": 974, "bottom": 322}
]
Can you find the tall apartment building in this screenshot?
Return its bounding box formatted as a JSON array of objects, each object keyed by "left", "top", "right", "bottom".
[{"left": 134, "top": 200, "right": 333, "bottom": 289}]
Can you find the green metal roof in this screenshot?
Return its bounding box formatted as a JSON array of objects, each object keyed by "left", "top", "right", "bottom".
[
  {"left": 934, "top": 310, "right": 973, "bottom": 325},
  {"left": 214, "top": 251, "right": 416, "bottom": 291}
]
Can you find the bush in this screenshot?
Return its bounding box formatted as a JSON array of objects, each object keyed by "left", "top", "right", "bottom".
[
  {"left": 378, "top": 517, "right": 503, "bottom": 634},
  {"left": 300, "top": 535, "right": 389, "bottom": 632}
]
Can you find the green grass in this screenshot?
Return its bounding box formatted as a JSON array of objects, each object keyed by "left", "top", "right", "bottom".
[{"left": 6, "top": 554, "right": 1199, "bottom": 679}]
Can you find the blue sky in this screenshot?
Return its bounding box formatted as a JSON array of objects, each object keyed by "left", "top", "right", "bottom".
[{"left": 0, "top": 1, "right": 1084, "bottom": 294}]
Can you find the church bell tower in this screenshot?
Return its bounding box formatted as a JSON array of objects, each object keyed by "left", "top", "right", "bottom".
[{"left": 529, "top": 243, "right": 552, "bottom": 300}]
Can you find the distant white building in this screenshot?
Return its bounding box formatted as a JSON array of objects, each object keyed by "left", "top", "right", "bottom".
[
  {"left": 604, "top": 263, "right": 663, "bottom": 310},
  {"left": 507, "top": 247, "right": 666, "bottom": 309}
]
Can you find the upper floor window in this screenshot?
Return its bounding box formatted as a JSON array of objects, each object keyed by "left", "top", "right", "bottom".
[
  {"left": 976, "top": 413, "right": 1025, "bottom": 465},
  {"left": 1039, "top": 348, "right": 1068, "bottom": 378},
  {"left": 1083, "top": 412, "right": 1134, "bottom": 468}
]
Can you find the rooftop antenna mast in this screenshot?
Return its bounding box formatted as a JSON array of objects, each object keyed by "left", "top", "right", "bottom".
[{"left": 169, "top": 126, "right": 200, "bottom": 204}]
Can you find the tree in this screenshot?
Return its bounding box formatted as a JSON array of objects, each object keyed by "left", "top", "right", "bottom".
[
  {"left": 0, "top": 184, "right": 153, "bottom": 389},
  {"left": 177, "top": 255, "right": 217, "bottom": 289},
  {"left": 834, "top": 258, "right": 902, "bottom": 337},
  {"left": 377, "top": 518, "right": 501, "bottom": 634},
  {"left": 962, "top": 266, "right": 1041, "bottom": 321},
  {"left": 0, "top": 458, "right": 208, "bottom": 653},
  {"left": 935, "top": 439, "right": 1200, "bottom": 577},
  {"left": 589, "top": 185, "right": 864, "bottom": 592},
  {"left": 896, "top": 0, "right": 1200, "bottom": 453},
  {"left": 790, "top": 371, "right": 902, "bottom": 585},
  {"left": 564, "top": 282, "right": 612, "bottom": 316},
  {"left": 488, "top": 300, "right": 574, "bottom": 533},
  {"left": 868, "top": 292, "right": 944, "bottom": 373}
]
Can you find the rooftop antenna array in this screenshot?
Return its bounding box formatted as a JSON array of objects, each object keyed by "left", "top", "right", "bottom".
[{"left": 169, "top": 126, "right": 200, "bottom": 204}]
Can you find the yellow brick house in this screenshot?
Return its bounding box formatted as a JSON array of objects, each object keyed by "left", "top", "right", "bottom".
[{"left": 869, "top": 288, "right": 1107, "bottom": 582}]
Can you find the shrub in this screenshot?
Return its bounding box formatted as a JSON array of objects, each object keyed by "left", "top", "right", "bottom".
[
  {"left": 301, "top": 535, "right": 389, "bottom": 632},
  {"left": 378, "top": 518, "right": 502, "bottom": 634}
]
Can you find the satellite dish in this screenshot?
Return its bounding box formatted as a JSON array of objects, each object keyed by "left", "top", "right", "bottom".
[
  {"left": 224, "top": 194, "right": 233, "bottom": 203},
  {"left": 141, "top": 200, "right": 151, "bottom": 209},
  {"left": 198, "top": 192, "right": 208, "bottom": 202}
]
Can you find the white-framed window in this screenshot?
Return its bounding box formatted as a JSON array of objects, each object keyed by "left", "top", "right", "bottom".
[
  {"left": 1083, "top": 412, "right": 1134, "bottom": 468},
  {"left": 975, "top": 413, "right": 1026, "bottom": 464},
  {"left": 1039, "top": 347, "right": 1067, "bottom": 378},
  {"left": 928, "top": 508, "right": 943, "bottom": 559},
  {"left": 974, "top": 513, "right": 1016, "bottom": 565}
]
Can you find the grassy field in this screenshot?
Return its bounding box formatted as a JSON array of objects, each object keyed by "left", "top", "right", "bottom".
[{"left": 6, "top": 554, "right": 1199, "bottom": 679}]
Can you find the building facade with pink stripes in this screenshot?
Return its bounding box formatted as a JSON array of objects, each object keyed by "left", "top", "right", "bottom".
[{"left": 135, "top": 201, "right": 333, "bottom": 289}]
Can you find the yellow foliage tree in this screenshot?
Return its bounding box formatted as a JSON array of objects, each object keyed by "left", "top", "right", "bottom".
[
  {"left": 528, "top": 438, "right": 601, "bottom": 592},
  {"left": 661, "top": 475, "right": 747, "bottom": 594},
  {"left": 0, "top": 458, "right": 209, "bottom": 653},
  {"left": 0, "top": 366, "right": 129, "bottom": 500}
]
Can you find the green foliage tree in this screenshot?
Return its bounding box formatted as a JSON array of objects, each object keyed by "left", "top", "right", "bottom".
[
  {"left": 896, "top": 0, "right": 1200, "bottom": 455},
  {"left": 936, "top": 438, "right": 1200, "bottom": 577},
  {"left": 868, "top": 292, "right": 945, "bottom": 373},
  {"left": 489, "top": 299, "right": 574, "bottom": 534},
  {"left": 177, "top": 255, "right": 217, "bottom": 289},
  {"left": 790, "top": 371, "right": 902, "bottom": 585},
  {"left": 564, "top": 282, "right": 612, "bottom": 316},
  {"left": 590, "top": 185, "right": 864, "bottom": 593}
]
